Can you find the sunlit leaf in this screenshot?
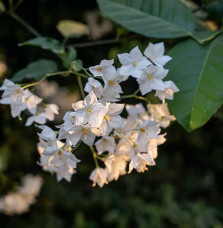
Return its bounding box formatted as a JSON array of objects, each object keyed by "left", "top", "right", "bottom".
[
  {"left": 57, "top": 20, "right": 89, "bottom": 38},
  {"left": 166, "top": 36, "right": 223, "bottom": 131}
]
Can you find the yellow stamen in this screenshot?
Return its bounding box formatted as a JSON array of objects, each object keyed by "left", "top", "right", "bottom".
[
  {"left": 105, "top": 115, "right": 110, "bottom": 121},
  {"left": 58, "top": 150, "right": 62, "bottom": 156},
  {"left": 132, "top": 62, "right": 137, "bottom": 67},
  {"left": 140, "top": 128, "right": 145, "bottom": 133},
  {"left": 17, "top": 89, "right": 21, "bottom": 94},
  {"left": 87, "top": 108, "right": 92, "bottom": 113},
  {"left": 103, "top": 138, "right": 108, "bottom": 143},
  {"left": 147, "top": 75, "right": 153, "bottom": 79},
  {"left": 108, "top": 80, "right": 115, "bottom": 86},
  {"left": 97, "top": 67, "right": 102, "bottom": 72},
  {"left": 72, "top": 115, "right": 76, "bottom": 119},
  {"left": 83, "top": 129, "right": 88, "bottom": 134}
]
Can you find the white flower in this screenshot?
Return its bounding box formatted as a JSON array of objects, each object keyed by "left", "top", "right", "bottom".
[
  {"left": 137, "top": 65, "right": 168, "bottom": 95},
  {"left": 25, "top": 113, "right": 46, "bottom": 126},
  {"left": 89, "top": 59, "right": 116, "bottom": 77},
  {"left": 144, "top": 42, "right": 172, "bottom": 67},
  {"left": 104, "top": 154, "right": 128, "bottom": 181},
  {"left": 64, "top": 125, "right": 96, "bottom": 147},
  {"left": 44, "top": 104, "right": 59, "bottom": 121},
  {"left": 84, "top": 77, "right": 104, "bottom": 98},
  {"left": 137, "top": 120, "right": 160, "bottom": 140},
  {"left": 125, "top": 103, "right": 148, "bottom": 121},
  {"left": 18, "top": 174, "right": 43, "bottom": 197},
  {"left": 72, "top": 91, "right": 108, "bottom": 128},
  {"left": 0, "top": 79, "right": 27, "bottom": 117},
  {"left": 36, "top": 125, "right": 56, "bottom": 141},
  {"left": 155, "top": 80, "right": 179, "bottom": 103},
  {"left": 0, "top": 174, "right": 43, "bottom": 215},
  {"left": 148, "top": 104, "right": 176, "bottom": 128},
  {"left": 95, "top": 136, "right": 116, "bottom": 155},
  {"left": 128, "top": 152, "right": 155, "bottom": 173},
  {"left": 24, "top": 89, "right": 42, "bottom": 115},
  {"left": 99, "top": 103, "right": 124, "bottom": 135},
  {"left": 55, "top": 163, "right": 77, "bottom": 182},
  {"left": 118, "top": 46, "right": 151, "bottom": 78},
  {"left": 89, "top": 168, "right": 108, "bottom": 187},
  {"left": 102, "top": 70, "right": 123, "bottom": 102}
]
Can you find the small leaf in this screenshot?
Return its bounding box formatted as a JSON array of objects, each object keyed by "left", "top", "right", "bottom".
[
  {"left": 166, "top": 36, "right": 223, "bottom": 131},
  {"left": 12, "top": 59, "right": 58, "bottom": 82},
  {"left": 71, "top": 60, "right": 83, "bottom": 72},
  {"left": 97, "top": 0, "right": 197, "bottom": 39},
  {"left": 61, "top": 47, "right": 77, "bottom": 69},
  {"left": 19, "top": 37, "right": 64, "bottom": 54},
  {"left": 57, "top": 20, "right": 89, "bottom": 38}
]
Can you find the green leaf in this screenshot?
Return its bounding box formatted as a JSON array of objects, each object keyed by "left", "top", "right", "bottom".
[
  {"left": 12, "top": 59, "right": 58, "bottom": 82},
  {"left": 19, "top": 37, "right": 64, "bottom": 54},
  {"left": 61, "top": 47, "right": 77, "bottom": 69},
  {"left": 166, "top": 36, "right": 223, "bottom": 131},
  {"left": 97, "top": 0, "right": 196, "bottom": 39}
]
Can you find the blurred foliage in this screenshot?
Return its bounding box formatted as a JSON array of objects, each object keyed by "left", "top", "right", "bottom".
[{"left": 0, "top": 0, "right": 223, "bottom": 227}]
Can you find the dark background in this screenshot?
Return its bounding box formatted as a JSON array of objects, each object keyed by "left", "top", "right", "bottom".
[{"left": 0, "top": 0, "right": 223, "bottom": 227}]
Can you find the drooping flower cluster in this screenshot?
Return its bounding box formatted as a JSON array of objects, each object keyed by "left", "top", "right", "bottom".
[
  {"left": 33, "top": 42, "right": 179, "bottom": 186},
  {"left": 0, "top": 79, "right": 59, "bottom": 126},
  {"left": 0, "top": 174, "right": 43, "bottom": 215},
  {"left": 0, "top": 42, "right": 179, "bottom": 187}
]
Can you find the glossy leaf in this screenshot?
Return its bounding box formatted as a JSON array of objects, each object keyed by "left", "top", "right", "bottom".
[
  {"left": 19, "top": 37, "right": 64, "bottom": 54},
  {"left": 97, "top": 0, "right": 196, "bottom": 38},
  {"left": 12, "top": 59, "right": 58, "bottom": 82},
  {"left": 166, "top": 36, "right": 223, "bottom": 131}
]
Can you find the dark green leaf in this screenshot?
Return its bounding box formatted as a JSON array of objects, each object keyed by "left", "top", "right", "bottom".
[
  {"left": 61, "top": 47, "right": 77, "bottom": 68},
  {"left": 12, "top": 59, "right": 58, "bottom": 82},
  {"left": 166, "top": 36, "right": 223, "bottom": 131},
  {"left": 97, "top": 0, "right": 196, "bottom": 38},
  {"left": 19, "top": 37, "right": 64, "bottom": 54}
]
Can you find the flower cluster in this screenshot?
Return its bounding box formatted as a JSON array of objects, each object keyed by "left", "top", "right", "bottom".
[
  {"left": 0, "top": 42, "right": 179, "bottom": 187},
  {"left": 0, "top": 79, "right": 59, "bottom": 126},
  {"left": 34, "top": 42, "right": 179, "bottom": 187},
  {"left": 0, "top": 174, "right": 42, "bottom": 215}
]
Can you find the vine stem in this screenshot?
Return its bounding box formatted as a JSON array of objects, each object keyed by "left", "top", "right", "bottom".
[
  {"left": 89, "top": 146, "right": 99, "bottom": 168},
  {"left": 10, "top": 12, "right": 41, "bottom": 37},
  {"left": 120, "top": 89, "right": 151, "bottom": 103},
  {"left": 77, "top": 75, "right": 85, "bottom": 99}
]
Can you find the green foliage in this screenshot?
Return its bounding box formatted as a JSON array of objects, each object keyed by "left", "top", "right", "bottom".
[
  {"left": 97, "top": 0, "right": 196, "bottom": 39},
  {"left": 60, "top": 47, "right": 77, "bottom": 69},
  {"left": 166, "top": 36, "right": 223, "bottom": 131},
  {"left": 12, "top": 59, "right": 58, "bottom": 82},
  {"left": 19, "top": 37, "right": 64, "bottom": 54}
]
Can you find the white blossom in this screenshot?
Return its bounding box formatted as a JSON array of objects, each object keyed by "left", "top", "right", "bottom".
[
  {"left": 84, "top": 77, "right": 104, "bottom": 98},
  {"left": 72, "top": 91, "right": 108, "bottom": 128},
  {"left": 25, "top": 113, "right": 46, "bottom": 126},
  {"left": 155, "top": 80, "right": 179, "bottom": 103},
  {"left": 89, "top": 168, "right": 108, "bottom": 187},
  {"left": 44, "top": 104, "right": 59, "bottom": 121},
  {"left": 137, "top": 65, "right": 168, "bottom": 95},
  {"left": 118, "top": 46, "right": 151, "bottom": 78},
  {"left": 144, "top": 42, "right": 172, "bottom": 67},
  {"left": 89, "top": 59, "right": 116, "bottom": 77},
  {"left": 95, "top": 136, "right": 116, "bottom": 155}
]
